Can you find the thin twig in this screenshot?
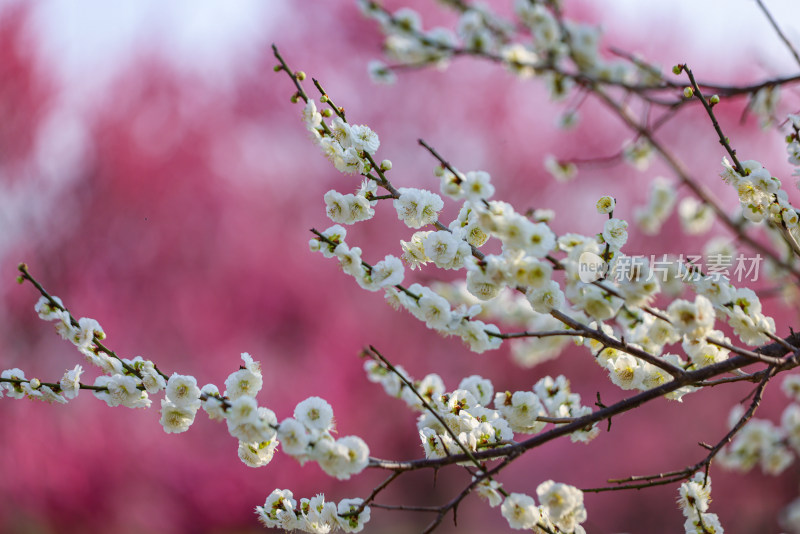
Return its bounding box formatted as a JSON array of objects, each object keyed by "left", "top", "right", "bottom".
[{"left": 754, "top": 0, "right": 800, "bottom": 68}]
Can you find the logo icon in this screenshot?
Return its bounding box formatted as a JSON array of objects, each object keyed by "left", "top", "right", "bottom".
[{"left": 578, "top": 251, "right": 607, "bottom": 283}]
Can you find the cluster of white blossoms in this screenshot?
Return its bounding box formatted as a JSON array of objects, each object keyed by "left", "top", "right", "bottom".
[
  {"left": 10, "top": 0, "right": 800, "bottom": 530},
  {"left": 499, "top": 481, "right": 587, "bottom": 533},
  {"left": 686, "top": 274, "right": 777, "bottom": 347},
  {"left": 256, "top": 489, "right": 370, "bottom": 533},
  {"left": 358, "top": 0, "right": 665, "bottom": 112},
  {"left": 309, "top": 224, "right": 502, "bottom": 353},
  {"left": 716, "top": 374, "right": 800, "bottom": 477},
  {"left": 677, "top": 473, "right": 723, "bottom": 534},
  {"left": 434, "top": 281, "right": 573, "bottom": 367},
  {"left": 304, "top": 99, "right": 381, "bottom": 177},
  {"left": 276, "top": 396, "right": 370, "bottom": 480},
  {"left": 300, "top": 5, "right": 787, "bottom": 413},
  {"left": 323, "top": 181, "right": 376, "bottom": 225},
  {"left": 365, "top": 361, "right": 600, "bottom": 455},
  {"left": 200, "top": 354, "right": 370, "bottom": 479},
  {"left": 275, "top": 5, "right": 800, "bottom": 524},
  {"left": 308, "top": 88, "right": 782, "bottom": 406},
  {"left": 3, "top": 293, "right": 373, "bottom": 533},
  {"left": 720, "top": 155, "right": 799, "bottom": 228},
  {"left": 1, "top": 296, "right": 157, "bottom": 407}
]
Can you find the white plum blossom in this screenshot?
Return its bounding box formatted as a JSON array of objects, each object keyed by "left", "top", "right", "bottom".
[
  {"left": 228, "top": 403, "right": 278, "bottom": 444},
  {"left": 297, "top": 494, "right": 339, "bottom": 533},
  {"left": 423, "top": 230, "right": 469, "bottom": 269},
  {"left": 302, "top": 100, "right": 322, "bottom": 131},
  {"left": 495, "top": 390, "right": 546, "bottom": 434},
  {"left": 334, "top": 146, "right": 368, "bottom": 175},
  {"left": 667, "top": 295, "right": 715, "bottom": 340},
  {"left": 348, "top": 124, "right": 380, "bottom": 154},
  {"left": 458, "top": 375, "right": 494, "bottom": 407},
  {"left": 602, "top": 218, "right": 628, "bottom": 249},
  {"left": 223, "top": 353, "right": 264, "bottom": 401},
  {"left": 2, "top": 368, "right": 26, "bottom": 399},
  {"left": 295, "top": 396, "right": 334, "bottom": 432},
  {"left": 311, "top": 225, "right": 347, "bottom": 258},
  {"left": 200, "top": 384, "right": 226, "bottom": 421},
  {"left": 501, "top": 492, "right": 538, "bottom": 530},
  {"left": 94, "top": 374, "right": 149, "bottom": 408},
  {"left": 678, "top": 472, "right": 712, "bottom": 518},
  {"left": 316, "top": 435, "right": 370, "bottom": 480},
  {"left": 454, "top": 319, "right": 502, "bottom": 353},
  {"left": 684, "top": 513, "right": 724, "bottom": 534},
  {"left": 334, "top": 243, "right": 364, "bottom": 278},
  {"left": 137, "top": 359, "right": 167, "bottom": 394},
  {"left": 525, "top": 222, "right": 557, "bottom": 257},
  {"left": 415, "top": 289, "right": 453, "bottom": 330},
  {"left": 34, "top": 295, "right": 65, "bottom": 321},
  {"left": 336, "top": 498, "right": 371, "bottom": 533},
  {"left": 329, "top": 117, "right": 352, "bottom": 147},
  {"left": 166, "top": 373, "right": 201, "bottom": 409},
  {"left": 506, "top": 251, "right": 552, "bottom": 288},
  {"left": 256, "top": 489, "right": 298, "bottom": 530},
  {"left": 461, "top": 170, "right": 495, "bottom": 202},
  {"left": 359, "top": 255, "right": 404, "bottom": 291},
  {"left": 59, "top": 365, "right": 83, "bottom": 400},
  {"left": 400, "top": 231, "right": 431, "bottom": 270},
  {"left": 394, "top": 188, "right": 444, "bottom": 228},
  {"left": 475, "top": 477, "right": 504, "bottom": 507},
  {"left": 278, "top": 418, "right": 312, "bottom": 457},
  {"left": 466, "top": 259, "right": 505, "bottom": 301},
  {"left": 606, "top": 354, "right": 644, "bottom": 390},
  {"left": 238, "top": 439, "right": 278, "bottom": 468},
  {"left": 160, "top": 398, "right": 197, "bottom": 434},
  {"left": 526, "top": 280, "right": 565, "bottom": 313},
  {"left": 324, "top": 190, "right": 374, "bottom": 224},
  {"left": 501, "top": 43, "right": 538, "bottom": 78},
  {"left": 536, "top": 481, "right": 587, "bottom": 532},
  {"left": 596, "top": 195, "right": 615, "bottom": 214}
]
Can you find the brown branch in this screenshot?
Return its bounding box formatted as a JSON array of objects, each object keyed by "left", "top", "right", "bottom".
[
  {"left": 17, "top": 264, "right": 153, "bottom": 379},
  {"left": 683, "top": 65, "right": 744, "bottom": 174},
  {"left": 585, "top": 363, "right": 778, "bottom": 493},
  {"left": 550, "top": 309, "right": 685, "bottom": 378},
  {"left": 368, "top": 337, "right": 799, "bottom": 473}
]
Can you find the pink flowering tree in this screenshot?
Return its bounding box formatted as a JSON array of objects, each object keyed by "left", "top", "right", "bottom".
[{"left": 3, "top": 1, "right": 800, "bottom": 533}]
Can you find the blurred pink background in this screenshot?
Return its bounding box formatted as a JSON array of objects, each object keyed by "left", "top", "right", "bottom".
[{"left": 1, "top": 1, "right": 800, "bottom": 532}]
